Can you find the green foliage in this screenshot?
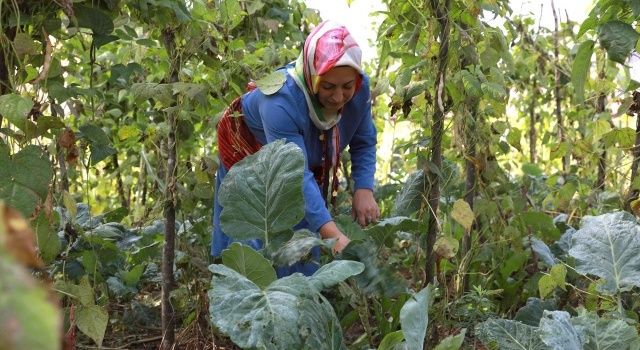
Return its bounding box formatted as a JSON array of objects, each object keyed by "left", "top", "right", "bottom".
[
  {"left": 256, "top": 70, "right": 287, "bottom": 95},
  {"left": 221, "top": 242, "right": 276, "bottom": 289},
  {"left": 571, "top": 40, "right": 594, "bottom": 103},
  {"left": 208, "top": 261, "right": 363, "bottom": 350},
  {"left": 0, "top": 144, "right": 53, "bottom": 216},
  {"left": 598, "top": 21, "right": 639, "bottom": 63},
  {"left": 0, "top": 252, "right": 60, "bottom": 350},
  {"left": 539, "top": 311, "right": 586, "bottom": 350},
  {"left": 568, "top": 211, "right": 640, "bottom": 295},
  {"left": 400, "top": 285, "right": 434, "bottom": 350},
  {"left": 476, "top": 318, "right": 547, "bottom": 350},
  {"left": 219, "top": 140, "right": 304, "bottom": 249}
]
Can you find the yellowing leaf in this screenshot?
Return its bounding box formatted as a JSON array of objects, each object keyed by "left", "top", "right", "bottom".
[
  {"left": 539, "top": 274, "right": 555, "bottom": 299},
  {"left": 451, "top": 199, "right": 474, "bottom": 231},
  {"left": 434, "top": 235, "right": 459, "bottom": 259},
  {"left": 550, "top": 264, "right": 567, "bottom": 291},
  {"left": 117, "top": 125, "right": 140, "bottom": 141},
  {"left": 62, "top": 191, "right": 77, "bottom": 219}
]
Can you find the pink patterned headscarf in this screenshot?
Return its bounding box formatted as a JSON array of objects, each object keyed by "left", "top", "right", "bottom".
[
  {"left": 288, "top": 21, "right": 364, "bottom": 130},
  {"left": 302, "top": 20, "right": 364, "bottom": 94}
]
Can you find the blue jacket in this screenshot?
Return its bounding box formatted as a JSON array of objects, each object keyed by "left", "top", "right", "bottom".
[{"left": 212, "top": 69, "right": 377, "bottom": 275}]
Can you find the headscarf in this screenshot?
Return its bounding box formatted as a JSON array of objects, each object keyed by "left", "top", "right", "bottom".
[{"left": 288, "top": 21, "right": 364, "bottom": 130}]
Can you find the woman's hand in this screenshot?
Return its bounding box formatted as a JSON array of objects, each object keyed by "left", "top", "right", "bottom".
[
  {"left": 319, "top": 221, "right": 351, "bottom": 253},
  {"left": 352, "top": 188, "right": 380, "bottom": 227}
]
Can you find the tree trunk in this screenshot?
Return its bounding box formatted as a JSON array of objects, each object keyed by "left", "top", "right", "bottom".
[
  {"left": 424, "top": 0, "right": 451, "bottom": 287},
  {"left": 160, "top": 27, "right": 179, "bottom": 350},
  {"left": 0, "top": 26, "right": 17, "bottom": 126},
  {"left": 529, "top": 78, "right": 538, "bottom": 163},
  {"left": 552, "top": 1, "right": 568, "bottom": 173},
  {"left": 594, "top": 67, "right": 607, "bottom": 191},
  {"left": 112, "top": 153, "right": 129, "bottom": 209},
  {"left": 628, "top": 109, "right": 640, "bottom": 205}
]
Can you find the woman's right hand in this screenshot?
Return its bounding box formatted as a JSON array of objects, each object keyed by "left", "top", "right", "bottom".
[{"left": 319, "top": 221, "right": 351, "bottom": 253}]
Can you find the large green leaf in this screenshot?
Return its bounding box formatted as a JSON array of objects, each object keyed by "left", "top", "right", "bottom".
[
  {"left": 256, "top": 71, "right": 286, "bottom": 95},
  {"left": 309, "top": 260, "right": 364, "bottom": 291},
  {"left": 221, "top": 243, "right": 276, "bottom": 289},
  {"left": 219, "top": 140, "right": 305, "bottom": 249},
  {"left": 33, "top": 212, "right": 60, "bottom": 264},
  {"left": 339, "top": 241, "right": 407, "bottom": 297},
  {"left": 598, "top": 21, "right": 640, "bottom": 64},
  {"left": 400, "top": 285, "right": 434, "bottom": 350},
  {"left": 539, "top": 311, "right": 585, "bottom": 350},
  {"left": 208, "top": 264, "right": 345, "bottom": 350},
  {"left": 79, "top": 124, "right": 116, "bottom": 165},
  {"left": 433, "top": 329, "right": 466, "bottom": 350},
  {"left": 0, "top": 145, "right": 53, "bottom": 216},
  {"left": 0, "top": 253, "right": 61, "bottom": 350},
  {"left": 76, "top": 305, "right": 109, "bottom": 347},
  {"left": 0, "top": 94, "right": 33, "bottom": 130},
  {"left": 366, "top": 216, "right": 421, "bottom": 247},
  {"left": 476, "top": 319, "right": 548, "bottom": 350},
  {"left": 568, "top": 211, "right": 640, "bottom": 295},
  {"left": 572, "top": 40, "right": 594, "bottom": 103},
  {"left": 74, "top": 5, "right": 114, "bottom": 35},
  {"left": 572, "top": 311, "right": 639, "bottom": 350},
  {"left": 273, "top": 230, "right": 330, "bottom": 267},
  {"left": 515, "top": 298, "right": 557, "bottom": 326},
  {"left": 394, "top": 171, "right": 425, "bottom": 216}
]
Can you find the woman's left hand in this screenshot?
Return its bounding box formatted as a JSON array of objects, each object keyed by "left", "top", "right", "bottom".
[{"left": 352, "top": 188, "right": 380, "bottom": 227}]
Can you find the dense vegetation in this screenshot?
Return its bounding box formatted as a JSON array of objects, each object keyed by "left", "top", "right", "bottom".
[{"left": 2, "top": 0, "right": 640, "bottom": 349}]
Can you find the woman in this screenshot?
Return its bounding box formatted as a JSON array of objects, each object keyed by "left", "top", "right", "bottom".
[{"left": 212, "top": 21, "right": 380, "bottom": 276}]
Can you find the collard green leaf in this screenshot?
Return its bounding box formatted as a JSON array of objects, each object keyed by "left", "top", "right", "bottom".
[
  {"left": 378, "top": 330, "right": 405, "bottom": 350},
  {"left": 273, "top": 230, "right": 329, "bottom": 267},
  {"left": 539, "top": 311, "right": 586, "bottom": 350},
  {"left": 219, "top": 140, "right": 305, "bottom": 249},
  {"left": 393, "top": 169, "right": 425, "bottom": 216},
  {"left": 221, "top": 243, "right": 276, "bottom": 289},
  {"left": 598, "top": 21, "right": 640, "bottom": 64},
  {"left": 208, "top": 264, "right": 345, "bottom": 350},
  {"left": 476, "top": 318, "right": 548, "bottom": 350},
  {"left": 572, "top": 40, "right": 595, "bottom": 103},
  {"left": 400, "top": 285, "right": 434, "bottom": 350},
  {"left": 568, "top": 211, "right": 640, "bottom": 295},
  {"left": 76, "top": 305, "right": 109, "bottom": 347},
  {"left": 572, "top": 311, "right": 639, "bottom": 350},
  {"left": 515, "top": 298, "right": 557, "bottom": 326},
  {"left": 366, "top": 216, "right": 421, "bottom": 247},
  {"left": 524, "top": 236, "right": 557, "bottom": 267},
  {"left": 256, "top": 71, "right": 286, "bottom": 95},
  {"left": 434, "top": 328, "right": 466, "bottom": 350},
  {"left": 74, "top": 5, "right": 114, "bottom": 35},
  {"left": 310, "top": 260, "right": 364, "bottom": 291},
  {"left": 339, "top": 241, "right": 407, "bottom": 297}
]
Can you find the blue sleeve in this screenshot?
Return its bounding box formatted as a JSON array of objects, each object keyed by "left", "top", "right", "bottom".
[
  {"left": 259, "top": 100, "right": 333, "bottom": 233},
  {"left": 349, "top": 83, "right": 377, "bottom": 190}
]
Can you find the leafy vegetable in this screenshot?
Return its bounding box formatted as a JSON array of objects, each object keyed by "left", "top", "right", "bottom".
[{"left": 568, "top": 211, "right": 640, "bottom": 295}]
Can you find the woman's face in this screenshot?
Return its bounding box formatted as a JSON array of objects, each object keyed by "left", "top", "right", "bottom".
[{"left": 317, "top": 66, "right": 358, "bottom": 112}]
